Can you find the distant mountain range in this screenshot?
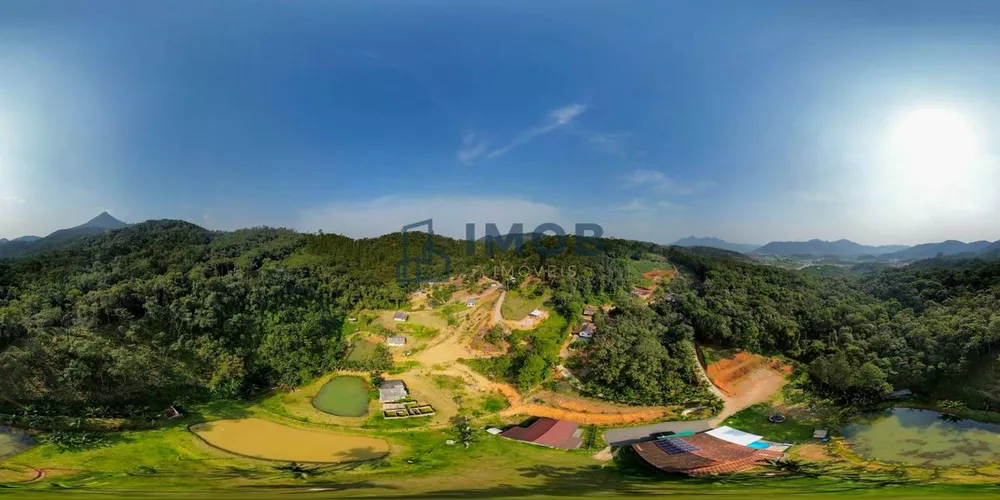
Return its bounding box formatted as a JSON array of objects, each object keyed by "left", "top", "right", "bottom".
[
  {"left": 882, "top": 240, "right": 992, "bottom": 260},
  {"left": 0, "top": 212, "right": 129, "bottom": 258},
  {"left": 5, "top": 215, "right": 1000, "bottom": 265},
  {"left": 671, "top": 236, "right": 760, "bottom": 254},
  {"left": 752, "top": 239, "right": 910, "bottom": 257},
  {"left": 670, "top": 235, "right": 1000, "bottom": 261}
]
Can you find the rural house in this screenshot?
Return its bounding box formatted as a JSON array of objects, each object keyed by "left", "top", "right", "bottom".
[
  {"left": 631, "top": 426, "right": 784, "bottom": 475},
  {"left": 393, "top": 312, "right": 409, "bottom": 322},
  {"left": 582, "top": 305, "right": 597, "bottom": 317},
  {"left": 501, "top": 417, "right": 583, "bottom": 450},
  {"left": 386, "top": 336, "right": 406, "bottom": 347},
  {"left": 466, "top": 298, "right": 477, "bottom": 307},
  {"left": 576, "top": 323, "right": 597, "bottom": 339},
  {"left": 379, "top": 380, "right": 408, "bottom": 403},
  {"left": 529, "top": 309, "right": 544, "bottom": 318}
]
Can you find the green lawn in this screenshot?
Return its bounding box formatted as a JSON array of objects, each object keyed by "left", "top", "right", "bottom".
[
  {"left": 395, "top": 323, "right": 439, "bottom": 339},
  {"left": 6, "top": 425, "right": 998, "bottom": 498},
  {"left": 628, "top": 259, "right": 666, "bottom": 275},
  {"left": 388, "top": 360, "right": 421, "bottom": 375},
  {"left": 4, "top": 400, "right": 1000, "bottom": 498},
  {"left": 722, "top": 403, "right": 816, "bottom": 443},
  {"left": 347, "top": 339, "right": 379, "bottom": 362},
  {"left": 501, "top": 288, "right": 547, "bottom": 320},
  {"left": 436, "top": 302, "right": 468, "bottom": 317}
]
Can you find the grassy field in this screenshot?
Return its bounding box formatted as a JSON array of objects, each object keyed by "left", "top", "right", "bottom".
[
  {"left": 723, "top": 403, "right": 816, "bottom": 443},
  {"left": 348, "top": 339, "right": 380, "bottom": 362},
  {"left": 3, "top": 394, "right": 1000, "bottom": 498},
  {"left": 4, "top": 421, "right": 998, "bottom": 498},
  {"left": 628, "top": 258, "right": 666, "bottom": 275},
  {"left": 395, "top": 322, "right": 440, "bottom": 339},
  {"left": 501, "top": 288, "right": 548, "bottom": 320}
]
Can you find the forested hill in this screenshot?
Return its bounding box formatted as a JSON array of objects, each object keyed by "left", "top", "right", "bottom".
[{"left": 2, "top": 219, "right": 1000, "bottom": 417}]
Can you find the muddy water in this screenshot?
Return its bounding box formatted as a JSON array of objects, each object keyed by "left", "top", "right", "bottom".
[
  {"left": 841, "top": 408, "right": 1000, "bottom": 467},
  {"left": 191, "top": 418, "right": 389, "bottom": 463}
]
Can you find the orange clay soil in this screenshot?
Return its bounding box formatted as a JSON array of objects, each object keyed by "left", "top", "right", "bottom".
[
  {"left": 503, "top": 390, "right": 676, "bottom": 426},
  {"left": 706, "top": 351, "right": 792, "bottom": 397}
]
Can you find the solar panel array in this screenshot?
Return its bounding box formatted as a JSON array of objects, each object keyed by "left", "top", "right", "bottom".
[{"left": 653, "top": 437, "right": 699, "bottom": 455}]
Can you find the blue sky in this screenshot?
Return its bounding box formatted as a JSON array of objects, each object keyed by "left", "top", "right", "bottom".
[{"left": 2, "top": 1, "right": 1000, "bottom": 245}]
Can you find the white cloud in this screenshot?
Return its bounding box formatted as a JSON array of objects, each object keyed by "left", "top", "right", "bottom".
[
  {"left": 299, "top": 195, "right": 568, "bottom": 238},
  {"left": 612, "top": 199, "right": 649, "bottom": 212},
  {"left": 622, "top": 169, "right": 715, "bottom": 195},
  {"left": 588, "top": 132, "right": 629, "bottom": 155},
  {"left": 0, "top": 196, "right": 25, "bottom": 205},
  {"left": 612, "top": 198, "right": 685, "bottom": 213},
  {"left": 457, "top": 132, "right": 490, "bottom": 165},
  {"left": 480, "top": 103, "right": 587, "bottom": 161}
]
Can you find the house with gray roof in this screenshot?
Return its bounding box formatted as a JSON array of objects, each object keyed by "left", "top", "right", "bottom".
[{"left": 379, "top": 380, "right": 408, "bottom": 403}]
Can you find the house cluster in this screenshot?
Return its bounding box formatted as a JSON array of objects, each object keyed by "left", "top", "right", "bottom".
[
  {"left": 575, "top": 305, "right": 598, "bottom": 340},
  {"left": 378, "top": 379, "right": 435, "bottom": 419}
]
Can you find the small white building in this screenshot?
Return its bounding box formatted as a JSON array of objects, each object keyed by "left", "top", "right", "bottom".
[
  {"left": 387, "top": 336, "right": 406, "bottom": 347},
  {"left": 379, "top": 380, "right": 408, "bottom": 403},
  {"left": 466, "top": 298, "right": 477, "bottom": 307},
  {"left": 529, "top": 309, "right": 544, "bottom": 318},
  {"left": 577, "top": 323, "right": 597, "bottom": 339},
  {"left": 393, "top": 312, "right": 409, "bottom": 322}
]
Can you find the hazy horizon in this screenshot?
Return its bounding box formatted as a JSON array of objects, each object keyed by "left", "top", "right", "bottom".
[
  {"left": 3, "top": 1, "right": 1000, "bottom": 246},
  {"left": 8, "top": 209, "right": 1000, "bottom": 250}
]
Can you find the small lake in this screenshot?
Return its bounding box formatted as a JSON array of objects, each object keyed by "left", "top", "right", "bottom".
[
  {"left": 312, "top": 375, "right": 370, "bottom": 417},
  {"left": 841, "top": 407, "right": 1000, "bottom": 467}
]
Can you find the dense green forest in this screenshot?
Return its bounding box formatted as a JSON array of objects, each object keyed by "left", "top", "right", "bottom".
[{"left": 2, "top": 219, "right": 1000, "bottom": 417}]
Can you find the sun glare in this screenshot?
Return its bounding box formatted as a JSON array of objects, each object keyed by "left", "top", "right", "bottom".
[
  {"left": 879, "top": 106, "right": 988, "bottom": 216},
  {"left": 890, "top": 107, "right": 979, "bottom": 168}
]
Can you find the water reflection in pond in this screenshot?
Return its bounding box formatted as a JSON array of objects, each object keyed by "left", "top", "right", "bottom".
[{"left": 841, "top": 407, "right": 1000, "bottom": 467}]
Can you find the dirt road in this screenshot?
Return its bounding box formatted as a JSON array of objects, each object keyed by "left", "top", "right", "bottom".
[{"left": 491, "top": 290, "right": 506, "bottom": 327}]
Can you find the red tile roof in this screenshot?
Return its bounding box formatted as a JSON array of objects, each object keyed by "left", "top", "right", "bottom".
[
  {"left": 501, "top": 417, "right": 582, "bottom": 450},
  {"left": 631, "top": 432, "right": 783, "bottom": 475}
]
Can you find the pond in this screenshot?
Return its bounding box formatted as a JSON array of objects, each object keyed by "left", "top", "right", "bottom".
[
  {"left": 0, "top": 426, "right": 34, "bottom": 459},
  {"left": 190, "top": 418, "right": 389, "bottom": 463},
  {"left": 841, "top": 407, "right": 1000, "bottom": 467},
  {"left": 312, "top": 375, "right": 370, "bottom": 416}
]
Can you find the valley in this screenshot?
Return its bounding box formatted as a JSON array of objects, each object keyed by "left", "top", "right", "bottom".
[{"left": 2, "top": 219, "right": 1000, "bottom": 496}]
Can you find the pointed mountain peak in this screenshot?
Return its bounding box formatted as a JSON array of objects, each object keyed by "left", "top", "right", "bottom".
[{"left": 81, "top": 212, "right": 128, "bottom": 230}]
